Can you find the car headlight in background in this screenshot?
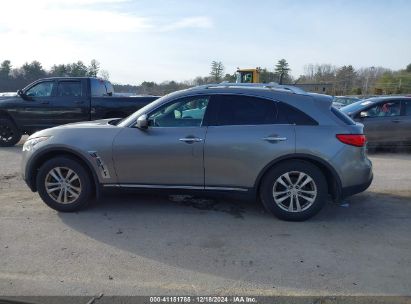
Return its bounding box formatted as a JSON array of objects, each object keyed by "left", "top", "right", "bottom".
[{"left": 22, "top": 136, "right": 51, "bottom": 152}]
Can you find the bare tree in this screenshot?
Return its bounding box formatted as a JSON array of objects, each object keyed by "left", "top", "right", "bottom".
[{"left": 99, "top": 69, "right": 110, "bottom": 80}]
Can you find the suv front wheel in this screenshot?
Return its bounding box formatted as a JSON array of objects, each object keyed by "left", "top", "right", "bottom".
[
  {"left": 260, "top": 160, "right": 327, "bottom": 221},
  {"left": 36, "top": 156, "right": 92, "bottom": 212},
  {"left": 0, "top": 118, "right": 22, "bottom": 147}
]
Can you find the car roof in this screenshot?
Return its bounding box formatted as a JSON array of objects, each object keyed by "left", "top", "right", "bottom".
[
  {"left": 340, "top": 95, "right": 411, "bottom": 114},
  {"left": 176, "top": 83, "right": 334, "bottom": 114},
  {"left": 188, "top": 82, "right": 307, "bottom": 95},
  {"left": 334, "top": 96, "right": 360, "bottom": 99},
  {"left": 39, "top": 77, "right": 103, "bottom": 81},
  {"left": 363, "top": 96, "right": 411, "bottom": 102}
]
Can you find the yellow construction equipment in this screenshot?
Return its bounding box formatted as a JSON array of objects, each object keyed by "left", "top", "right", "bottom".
[{"left": 236, "top": 67, "right": 261, "bottom": 83}]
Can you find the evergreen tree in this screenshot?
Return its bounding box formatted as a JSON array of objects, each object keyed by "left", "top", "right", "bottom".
[
  {"left": 210, "top": 61, "right": 224, "bottom": 82},
  {"left": 274, "top": 59, "right": 291, "bottom": 84}
]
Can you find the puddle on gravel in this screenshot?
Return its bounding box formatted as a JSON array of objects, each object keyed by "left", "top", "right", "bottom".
[
  {"left": 0, "top": 173, "right": 18, "bottom": 181},
  {"left": 168, "top": 195, "right": 245, "bottom": 219}
]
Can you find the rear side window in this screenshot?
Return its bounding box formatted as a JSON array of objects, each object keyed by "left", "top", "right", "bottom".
[
  {"left": 404, "top": 100, "right": 411, "bottom": 116},
  {"left": 91, "top": 79, "right": 108, "bottom": 97},
  {"left": 57, "top": 81, "right": 82, "bottom": 97},
  {"left": 211, "top": 95, "right": 277, "bottom": 126},
  {"left": 277, "top": 102, "right": 318, "bottom": 125},
  {"left": 331, "top": 107, "right": 355, "bottom": 125}
]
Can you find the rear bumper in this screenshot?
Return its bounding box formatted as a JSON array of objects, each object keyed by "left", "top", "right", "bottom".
[{"left": 341, "top": 173, "right": 373, "bottom": 198}]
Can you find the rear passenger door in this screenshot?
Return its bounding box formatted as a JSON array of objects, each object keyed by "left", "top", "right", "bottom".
[
  {"left": 51, "top": 80, "right": 90, "bottom": 125},
  {"left": 203, "top": 94, "right": 296, "bottom": 190}
]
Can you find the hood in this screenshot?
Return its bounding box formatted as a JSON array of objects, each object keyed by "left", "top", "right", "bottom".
[
  {"left": 28, "top": 118, "right": 121, "bottom": 141},
  {"left": 0, "top": 94, "right": 19, "bottom": 103},
  {"left": 60, "top": 118, "right": 119, "bottom": 128},
  {"left": 0, "top": 92, "right": 18, "bottom": 97}
]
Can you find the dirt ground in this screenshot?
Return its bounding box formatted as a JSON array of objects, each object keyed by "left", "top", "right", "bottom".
[{"left": 0, "top": 139, "right": 410, "bottom": 296}]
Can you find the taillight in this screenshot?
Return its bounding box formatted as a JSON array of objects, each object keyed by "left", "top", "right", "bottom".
[{"left": 336, "top": 134, "right": 367, "bottom": 147}]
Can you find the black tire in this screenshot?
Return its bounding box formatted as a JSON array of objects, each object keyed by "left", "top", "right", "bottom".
[
  {"left": 259, "top": 160, "right": 327, "bottom": 221},
  {"left": 0, "top": 118, "right": 22, "bottom": 147},
  {"left": 36, "top": 156, "right": 93, "bottom": 212}
]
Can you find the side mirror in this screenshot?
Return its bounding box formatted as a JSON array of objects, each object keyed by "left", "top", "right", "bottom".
[
  {"left": 17, "top": 89, "right": 27, "bottom": 99},
  {"left": 17, "top": 89, "right": 32, "bottom": 100},
  {"left": 360, "top": 111, "right": 369, "bottom": 118},
  {"left": 136, "top": 114, "right": 148, "bottom": 129}
]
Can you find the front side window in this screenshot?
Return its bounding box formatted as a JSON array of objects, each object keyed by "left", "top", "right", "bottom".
[
  {"left": 361, "top": 101, "right": 401, "bottom": 118},
  {"left": 26, "top": 82, "right": 54, "bottom": 97},
  {"left": 212, "top": 95, "right": 277, "bottom": 126},
  {"left": 57, "top": 81, "right": 82, "bottom": 97},
  {"left": 148, "top": 96, "right": 209, "bottom": 127}
]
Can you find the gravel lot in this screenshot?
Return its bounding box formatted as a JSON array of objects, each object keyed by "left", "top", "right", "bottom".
[{"left": 0, "top": 138, "right": 410, "bottom": 296}]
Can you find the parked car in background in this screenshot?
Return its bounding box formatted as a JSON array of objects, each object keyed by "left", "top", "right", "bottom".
[
  {"left": 341, "top": 96, "right": 411, "bottom": 147},
  {"left": 22, "top": 83, "right": 373, "bottom": 221},
  {"left": 332, "top": 96, "right": 361, "bottom": 109},
  {"left": 0, "top": 77, "right": 159, "bottom": 146}
]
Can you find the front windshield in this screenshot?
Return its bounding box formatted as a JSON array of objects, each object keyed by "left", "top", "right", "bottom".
[
  {"left": 334, "top": 97, "right": 360, "bottom": 106},
  {"left": 340, "top": 99, "right": 375, "bottom": 114}
]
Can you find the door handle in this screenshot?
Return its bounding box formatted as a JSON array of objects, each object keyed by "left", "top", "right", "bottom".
[
  {"left": 41, "top": 101, "right": 49, "bottom": 105},
  {"left": 263, "top": 136, "right": 287, "bottom": 142},
  {"left": 74, "top": 101, "right": 85, "bottom": 104},
  {"left": 179, "top": 137, "right": 203, "bottom": 143},
  {"left": 392, "top": 119, "right": 401, "bottom": 123}
]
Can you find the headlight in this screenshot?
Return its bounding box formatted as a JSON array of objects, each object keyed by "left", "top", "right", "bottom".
[{"left": 22, "top": 136, "right": 51, "bottom": 152}]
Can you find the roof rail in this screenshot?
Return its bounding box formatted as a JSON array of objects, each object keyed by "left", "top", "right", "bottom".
[{"left": 190, "top": 82, "right": 306, "bottom": 94}]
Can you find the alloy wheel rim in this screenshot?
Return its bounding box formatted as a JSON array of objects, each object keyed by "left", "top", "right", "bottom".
[
  {"left": 272, "top": 171, "right": 317, "bottom": 213},
  {"left": 45, "top": 167, "right": 82, "bottom": 204}
]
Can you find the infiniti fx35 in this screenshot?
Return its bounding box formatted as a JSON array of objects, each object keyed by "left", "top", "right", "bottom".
[{"left": 22, "top": 84, "right": 373, "bottom": 221}]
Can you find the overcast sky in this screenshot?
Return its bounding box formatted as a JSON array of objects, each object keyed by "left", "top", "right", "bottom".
[{"left": 0, "top": 0, "right": 410, "bottom": 84}]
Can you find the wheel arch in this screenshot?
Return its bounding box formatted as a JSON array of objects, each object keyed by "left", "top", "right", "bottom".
[
  {"left": 27, "top": 147, "right": 100, "bottom": 198},
  {"left": 0, "top": 110, "right": 18, "bottom": 126},
  {"left": 254, "top": 154, "right": 342, "bottom": 203}
]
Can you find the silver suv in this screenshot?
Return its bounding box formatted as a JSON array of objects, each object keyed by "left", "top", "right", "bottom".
[{"left": 21, "top": 83, "right": 373, "bottom": 221}]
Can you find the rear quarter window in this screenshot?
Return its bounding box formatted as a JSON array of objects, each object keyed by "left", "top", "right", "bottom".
[
  {"left": 331, "top": 107, "right": 355, "bottom": 125},
  {"left": 277, "top": 102, "right": 318, "bottom": 125}
]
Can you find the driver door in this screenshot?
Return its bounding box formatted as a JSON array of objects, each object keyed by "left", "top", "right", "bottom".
[
  {"left": 357, "top": 100, "right": 403, "bottom": 144},
  {"left": 112, "top": 95, "right": 209, "bottom": 187},
  {"left": 16, "top": 80, "right": 57, "bottom": 130}
]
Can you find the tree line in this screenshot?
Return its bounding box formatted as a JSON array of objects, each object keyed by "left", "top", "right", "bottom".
[
  {"left": 0, "top": 59, "right": 108, "bottom": 92},
  {"left": 1, "top": 58, "right": 410, "bottom": 96},
  {"left": 206, "top": 59, "right": 411, "bottom": 96}
]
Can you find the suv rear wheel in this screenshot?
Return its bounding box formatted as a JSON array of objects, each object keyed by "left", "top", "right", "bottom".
[
  {"left": 260, "top": 160, "right": 327, "bottom": 221},
  {"left": 36, "top": 156, "right": 92, "bottom": 212}
]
